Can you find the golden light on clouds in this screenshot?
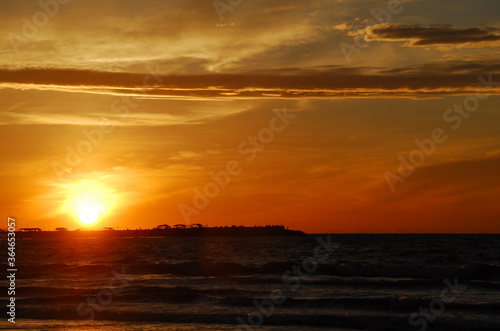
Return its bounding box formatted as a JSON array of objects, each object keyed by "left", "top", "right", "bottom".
[{"left": 1, "top": 0, "right": 500, "bottom": 233}]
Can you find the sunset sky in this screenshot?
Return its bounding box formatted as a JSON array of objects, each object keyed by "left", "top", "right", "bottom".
[{"left": 1, "top": 0, "right": 500, "bottom": 233}]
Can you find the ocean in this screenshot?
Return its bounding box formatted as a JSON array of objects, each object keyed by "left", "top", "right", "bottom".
[{"left": 1, "top": 234, "right": 499, "bottom": 330}]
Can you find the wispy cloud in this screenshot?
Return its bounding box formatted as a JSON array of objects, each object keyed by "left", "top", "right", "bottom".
[{"left": 1, "top": 64, "right": 500, "bottom": 100}]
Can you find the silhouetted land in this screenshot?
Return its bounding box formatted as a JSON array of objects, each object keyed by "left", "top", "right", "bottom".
[{"left": 8, "top": 225, "right": 306, "bottom": 238}]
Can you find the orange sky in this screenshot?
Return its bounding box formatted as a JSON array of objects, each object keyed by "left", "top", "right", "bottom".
[{"left": 1, "top": 0, "right": 500, "bottom": 233}]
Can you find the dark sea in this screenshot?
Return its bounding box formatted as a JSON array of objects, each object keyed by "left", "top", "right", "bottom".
[{"left": 1, "top": 234, "right": 500, "bottom": 330}]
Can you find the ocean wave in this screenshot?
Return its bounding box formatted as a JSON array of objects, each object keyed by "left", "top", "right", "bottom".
[
  {"left": 16, "top": 308, "right": 500, "bottom": 331},
  {"left": 9, "top": 261, "right": 500, "bottom": 281},
  {"left": 9, "top": 284, "right": 500, "bottom": 313}
]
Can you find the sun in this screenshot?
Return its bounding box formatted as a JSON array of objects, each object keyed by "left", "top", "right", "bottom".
[
  {"left": 79, "top": 206, "right": 100, "bottom": 224},
  {"left": 73, "top": 195, "right": 103, "bottom": 225},
  {"left": 61, "top": 179, "right": 116, "bottom": 226}
]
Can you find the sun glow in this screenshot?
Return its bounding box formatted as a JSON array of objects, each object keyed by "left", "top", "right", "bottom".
[
  {"left": 61, "top": 180, "right": 116, "bottom": 226},
  {"left": 78, "top": 205, "right": 100, "bottom": 224}
]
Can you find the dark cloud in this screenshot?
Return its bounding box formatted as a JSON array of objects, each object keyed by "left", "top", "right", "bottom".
[
  {"left": 366, "top": 24, "right": 500, "bottom": 46},
  {"left": 1, "top": 62, "right": 500, "bottom": 98}
]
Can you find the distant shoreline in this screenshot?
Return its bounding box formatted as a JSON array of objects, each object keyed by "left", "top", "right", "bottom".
[{"left": 7, "top": 225, "right": 306, "bottom": 238}]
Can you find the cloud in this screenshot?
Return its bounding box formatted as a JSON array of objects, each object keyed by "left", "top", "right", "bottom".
[
  {"left": 0, "top": 0, "right": 333, "bottom": 73},
  {"left": 0, "top": 111, "right": 206, "bottom": 126},
  {"left": 2, "top": 62, "right": 500, "bottom": 99},
  {"left": 169, "top": 149, "right": 223, "bottom": 161},
  {"left": 364, "top": 24, "right": 500, "bottom": 47}
]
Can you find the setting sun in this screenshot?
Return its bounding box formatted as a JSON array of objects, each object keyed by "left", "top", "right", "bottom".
[
  {"left": 78, "top": 205, "right": 100, "bottom": 224},
  {"left": 60, "top": 179, "right": 117, "bottom": 226}
]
